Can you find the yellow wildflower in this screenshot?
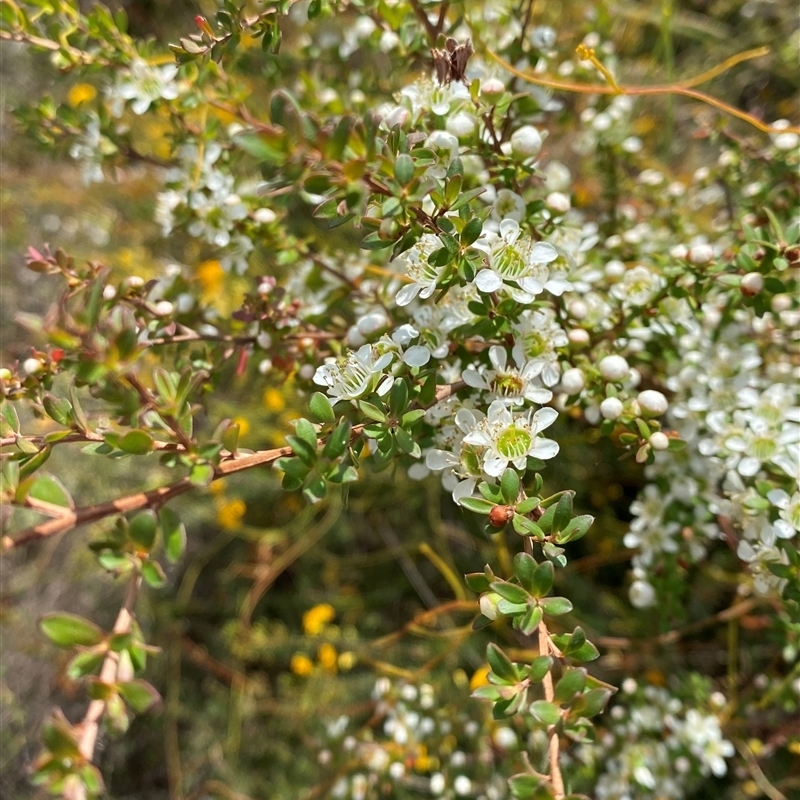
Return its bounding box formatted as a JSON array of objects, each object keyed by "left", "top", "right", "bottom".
[
  {"left": 196, "top": 259, "right": 224, "bottom": 298},
  {"left": 318, "top": 643, "right": 337, "bottom": 673},
  {"left": 469, "top": 665, "right": 491, "bottom": 691},
  {"left": 263, "top": 387, "right": 285, "bottom": 412},
  {"left": 290, "top": 653, "right": 314, "bottom": 677},
  {"left": 67, "top": 83, "right": 97, "bottom": 107},
  {"left": 216, "top": 498, "right": 246, "bottom": 530},
  {"left": 303, "top": 603, "right": 335, "bottom": 636}
]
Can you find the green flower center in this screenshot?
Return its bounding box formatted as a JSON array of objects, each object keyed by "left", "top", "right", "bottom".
[
  {"left": 496, "top": 425, "right": 532, "bottom": 459},
  {"left": 751, "top": 435, "right": 776, "bottom": 461},
  {"left": 492, "top": 372, "right": 524, "bottom": 396},
  {"left": 493, "top": 245, "right": 528, "bottom": 280}
]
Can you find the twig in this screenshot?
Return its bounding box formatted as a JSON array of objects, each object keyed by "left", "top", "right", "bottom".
[
  {"left": 484, "top": 44, "right": 798, "bottom": 135},
  {"left": 538, "top": 619, "right": 565, "bottom": 799},
  {"left": 76, "top": 573, "right": 141, "bottom": 761}
]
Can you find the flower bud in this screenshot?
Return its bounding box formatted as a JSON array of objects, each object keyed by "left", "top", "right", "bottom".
[
  {"left": 600, "top": 397, "right": 624, "bottom": 420},
  {"left": 0, "top": 368, "right": 12, "bottom": 381},
  {"left": 22, "top": 358, "right": 43, "bottom": 376},
  {"left": 560, "top": 368, "right": 585, "bottom": 395},
  {"left": 510, "top": 125, "right": 543, "bottom": 159},
  {"left": 629, "top": 579, "right": 656, "bottom": 608},
  {"left": 637, "top": 389, "right": 668, "bottom": 416},
  {"left": 740, "top": 271, "right": 764, "bottom": 296},
  {"left": 152, "top": 300, "right": 174, "bottom": 317},
  {"left": 479, "top": 592, "right": 503, "bottom": 620},
  {"left": 649, "top": 431, "right": 670, "bottom": 450},
  {"left": 480, "top": 78, "right": 505, "bottom": 100},
  {"left": 688, "top": 244, "right": 714, "bottom": 264},
  {"left": 545, "top": 191, "right": 570, "bottom": 214},
  {"left": 568, "top": 328, "right": 590, "bottom": 346},
  {"left": 598, "top": 354, "right": 629, "bottom": 381}
]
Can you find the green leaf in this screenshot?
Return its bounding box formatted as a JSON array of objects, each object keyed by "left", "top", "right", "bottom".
[
  {"left": 294, "top": 418, "right": 319, "bottom": 449},
  {"left": 286, "top": 434, "right": 317, "bottom": 466},
  {"left": 401, "top": 408, "right": 426, "bottom": 427},
  {"left": 42, "top": 710, "right": 81, "bottom": 760},
  {"left": 518, "top": 604, "right": 543, "bottom": 635},
  {"left": 309, "top": 392, "right": 335, "bottom": 423},
  {"left": 322, "top": 420, "right": 351, "bottom": 460},
  {"left": 42, "top": 394, "right": 71, "bottom": 426},
  {"left": 66, "top": 651, "right": 104, "bottom": 680},
  {"left": 129, "top": 510, "right": 157, "bottom": 552},
  {"left": 1, "top": 402, "right": 20, "bottom": 435},
  {"left": 119, "top": 430, "right": 155, "bottom": 455},
  {"left": 508, "top": 773, "right": 546, "bottom": 799},
  {"left": 303, "top": 473, "right": 327, "bottom": 504},
  {"left": 394, "top": 426, "right": 420, "bottom": 456},
  {"left": 360, "top": 232, "right": 394, "bottom": 250},
  {"left": 357, "top": 400, "right": 386, "bottom": 422},
  {"left": 471, "top": 684, "right": 502, "bottom": 701},
  {"left": 159, "top": 507, "right": 186, "bottom": 563},
  {"left": 19, "top": 445, "right": 52, "bottom": 479},
  {"left": 490, "top": 580, "right": 530, "bottom": 604},
  {"left": 554, "top": 668, "right": 587, "bottom": 704},
  {"left": 40, "top": 613, "right": 105, "bottom": 648},
  {"left": 486, "top": 643, "right": 519, "bottom": 683},
  {"left": 274, "top": 456, "right": 309, "bottom": 480},
  {"left": 512, "top": 513, "right": 544, "bottom": 538},
  {"left": 394, "top": 153, "right": 414, "bottom": 185},
  {"left": 515, "top": 496, "right": 540, "bottom": 515},
  {"left": 460, "top": 217, "right": 483, "bottom": 246},
  {"left": 529, "top": 655, "right": 553, "bottom": 683},
  {"left": 530, "top": 699, "right": 561, "bottom": 725},
  {"left": 464, "top": 572, "right": 491, "bottom": 593},
  {"left": 25, "top": 473, "right": 74, "bottom": 509},
  {"left": 117, "top": 679, "right": 161, "bottom": 713},
  {"left": 540, "top": 596, "right": 573, "bottom": 616},
  {"left": 552, "top": 491, "right": 574, "bottom": 533},
  {"left": 500, "top": 468, "right": 520, "bottom": 504},
  {"left": 222, "top": 422, "right": 240, "bottom": 454},
  {"left": 389, "top": 379, "right": 408, "bottom": 417},
  {"left": 513, "top": 552, "right": 537, "bottom": 592},
  {"left": 570, "top": 687, "right": 613, "bottom": 718},
  {"left": 141, "top": 559, "right": 166, "bottom": 588},
  {"left": 556, "top": 514, "right": 594, "bottom": 544},
  {"left": 460, "top": 497, "right": 496, "bottom": 514},
  {"left": 530, "top": 561, "right": 554, "bottom": 599}
]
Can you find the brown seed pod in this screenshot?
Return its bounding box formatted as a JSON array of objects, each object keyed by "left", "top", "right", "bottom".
[{"left": 488, "top": 505, "right": 514, "bottom": 528}]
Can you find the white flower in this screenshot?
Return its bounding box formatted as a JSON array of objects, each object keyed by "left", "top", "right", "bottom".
[
  {"left": 492, "top": 189, "right": 526, "bottom": 222},
  {"left": 394, "top": 234, "right": 446, "bottom": 306},
  {"left": 111, "top": 58, "right": 179, "bottom": 116},
  {"left": 462, "top": 346, "right": 552, "bottom": 406},
  {"left": 629, "top": 579, "right": 656, "bottom": 608},
  {"left": 511, "top": 308, "right": 569, "bottom": 387},
  {"left": 768, "top": 489, "right": 800, "bottom": 539},
  {"left": 463, "top": 399, "right": 559, "bottom": 477},
  {"left": 609, "top": 265, "right": 666, "bottom": 306},
  {"left": 473, "top": 219, "right": 565, "bottom": 301},
  {"left": 313, "top": 344, "right": 394, "bottom": 404}
]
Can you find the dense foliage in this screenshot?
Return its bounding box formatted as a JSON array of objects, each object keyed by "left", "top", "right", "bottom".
[{"left": 1, "top": 1, "right": 798, "bottom": 799}]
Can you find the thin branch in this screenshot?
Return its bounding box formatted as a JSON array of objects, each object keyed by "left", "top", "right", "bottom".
[
  {"left": 3, "top": 383, "right": 465, "bottom": 552},
  {"left": 76, "top": 572, "right": 141, "bottom": 762},
  {"left": 407, "top": 0, "right": 438, "bottom": 44},
  {"left": 484, "top": 44, "right": 798, "bottom": 135},
  {"left": 538, "top": 619, "right": 565, "bottom": 799}
]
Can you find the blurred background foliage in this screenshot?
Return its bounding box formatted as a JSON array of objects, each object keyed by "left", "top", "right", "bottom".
[{"left": 1, "top": 0, "right": 798, "bottom": 798}]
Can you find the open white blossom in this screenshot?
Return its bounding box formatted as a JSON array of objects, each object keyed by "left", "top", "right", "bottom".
[
  {"left": 462, "top": 346, "right": 552, "bottom": 406},
  {"left": 462, "top": 400, "right": 559, "bottom": 477},
  {"left": 472, "top": 219, "right": 569, "bottom": 302},
  {"left": 394, "top": 234, "right": 447, "bottom": 307},
  {"left": 313, "top": 344, "right": 394, "bottom": 404}
]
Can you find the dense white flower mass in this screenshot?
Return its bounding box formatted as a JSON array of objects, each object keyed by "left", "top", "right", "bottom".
[{"left": 313, "top": 344, "right": 394, "bottom": 404}]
